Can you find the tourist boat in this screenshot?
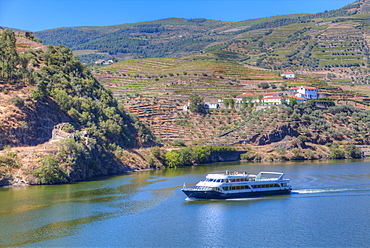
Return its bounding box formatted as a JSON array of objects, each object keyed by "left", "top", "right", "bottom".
[{"left": 182, "top": 171, "right": 292, "bottom": 199}]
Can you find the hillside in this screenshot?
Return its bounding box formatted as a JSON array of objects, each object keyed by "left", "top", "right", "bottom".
[
  {"left": 32, "top": 0, "right": 370, "bottom": 85},
  {"left": 3, "top": 0, "right": 370, "bottom": 187},
  {"left": 0, "top": 30, "right": 159, "bottom": 187}
]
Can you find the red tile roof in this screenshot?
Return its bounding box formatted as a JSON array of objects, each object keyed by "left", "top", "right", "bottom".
[
  {"left": 301, "top": 86, "right": 317, "bottom": 90},
  {"left": 282, "top": 72, "right": 294, "bottom": 74},
  {"left": 235, "top": 93, "right": 258, "bottom": 98},
  {"left": 264, "top": 96, "right": 283, "bottom": 100},
  {"left": 264, "top": 92, "right": 282, "bottom": 96},
  {"left": 290, "top": 96, "right": 306, "bottom": 100},
  {"left": 264, "top": 96, "right": 307, "bottom": 101}
]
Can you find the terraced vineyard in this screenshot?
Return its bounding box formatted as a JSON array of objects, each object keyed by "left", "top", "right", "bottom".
[
  {"left": 93, "top": 58, "right": 287, "bottom": 101},
  {"left": 123, "top": 97, "right": 244, "bottom": 144},
  {"left": 224, "top": 15, "right": 370, "bottom": 71}
]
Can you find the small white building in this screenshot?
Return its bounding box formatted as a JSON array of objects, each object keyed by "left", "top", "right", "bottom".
[
  {"left": 263, "top": 96, "right": 283, "bottom": 105},
  {"left": 183, "top": 100, "right": 218, "bottom": 110},
  {"left": 281, "top": 72, "right": 295, "bottom": 79},
  {"left": 205, "top": 102, "right": 219, "bottom": 109},
  {"left": 290, "top": 86, "right": 318, "bottom": 100},
  {"left": 263, "top": 96, "right": 307, "bottom": 105}
]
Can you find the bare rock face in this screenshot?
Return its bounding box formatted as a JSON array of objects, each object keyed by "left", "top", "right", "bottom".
[
  {"left": 0, "top": 95, "right": 73, "bottom": 149},
  {"left": 255, "top": 123, "right": 300, "bottom": 145}
]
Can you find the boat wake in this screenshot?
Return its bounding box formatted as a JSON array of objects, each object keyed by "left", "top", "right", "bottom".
[{"left": 293, "top": 186, "right": 370, "bottom": 195}]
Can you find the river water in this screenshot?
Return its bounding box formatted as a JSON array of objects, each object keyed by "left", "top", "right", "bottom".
[{"left": 0, "top": 159, "right": 369, "bottom": 247}]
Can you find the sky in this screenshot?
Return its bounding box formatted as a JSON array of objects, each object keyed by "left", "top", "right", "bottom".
[{"left": 0, "top": 0, "right": 357, "bottom": 32}]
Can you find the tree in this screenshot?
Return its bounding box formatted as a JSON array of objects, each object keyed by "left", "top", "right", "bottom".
[
  {"left": 241, "top": 97, "right": 248, "bottom": 109},
  {"left": 0, "top": 29, "right": 21, "bottom": 82},
  {"left": 257, "top": 82, "right": 269, "bottom": 89},
  {"left": 279, "top": 85, "right": 287, "bottom": 91},
  {"left": 344, "top": 144, "right": 362, "bottom": 158},
  {"left": 229, "top": 98, "right": 235, "bottom": 109},
  {"left": 32, "top": 155, "right": 67, "bottom": 184},
  {"left": 258, "top": 95, "right": 264, "bottom": 105},
  {"left": 188, "top": 93, "right": 205, "bottom": 113},
  {"left": 289, "top": 97, "right": 297, "bottom": 106},
  {"left": 164, "top": 148, "right": 195, "bottom": 167},
  {"left": 329, "top": 143, "right": 345, "bottom": 159}
]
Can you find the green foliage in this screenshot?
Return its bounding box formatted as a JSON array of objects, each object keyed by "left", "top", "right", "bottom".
[
  {"left": 62, "top": 123, "right": 75, "bottom": 133},
  {"left": 150, "top": 146, "right": 162, "bottom": 159},
  {"left": 0, "top": 29, "right": 28, "bottom": 83},
  {"left": 164, "top": 147, "right": 195, "bottom": 167},
  {"left": 257, "top": 82, "right": 269, "bottom": 89},
  {"left": 10, "top": 95, "right": 24, "bottom": 108},
  {"left": 329, "top": 143, "right": 345, "bottom": 159},
  {"left": 223, "top": 98, "right": 235, "bottom": 109},
  {"left": 0, "top": 155, "right": 19, "bottom": 168},
  {"left": 240, "top": 153, "right": 251, "bottom": 160},
  {"left": 193, "top": 146, "right": 236, "bottom": 163},
  {"left": 172, "top": 139, "right": 186, "bottom": 147},
  {"left": 164, "top": 146, "right": 236, "bottom": 167},
  {"left": 344, "top": 144, "right": 362, "bottom": 159},
  {"left": 297, "top": 135, "right": 308, "bottom": 142},
  {"left": 32, "top": 155, "right": 67, "bottom": 184},
  {"left": 58, "top": 138, "right": 87, "bottom": 166},
  {"left": 26, "top": 43, "right": 152, "bottom": 148},
  {"left": 2, "top": 145, "right": 11, "bottom": 150},
  {"left": 147, "top": 156, "right": 155, "bottom": 167},
  {"left": 188, "top": 93, "right": 205, "bottom": 113}
]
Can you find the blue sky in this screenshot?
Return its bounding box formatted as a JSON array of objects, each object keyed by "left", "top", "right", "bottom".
[{"left": 0, "top": 0, "right": 356, "bottom": 31}]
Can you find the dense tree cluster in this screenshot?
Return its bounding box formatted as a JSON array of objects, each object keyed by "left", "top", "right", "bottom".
[{"left": 0, "top": 29, "right": 31, "bottom": 84}]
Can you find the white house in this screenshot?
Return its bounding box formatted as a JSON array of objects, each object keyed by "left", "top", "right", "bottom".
[
  {"left": 205, "top": 102, "right": 219, "bottom": 109},
  {"left": 290, "top": 86, "right": 318, "bottom": 100},
  {"left": 281, "top": 72, "right": 295, "bottom": 79},
  {"left": 263, "top": 96, "right": 283, "bottom": 105},
  {"left": 183, "top": 100, "right": 218, "bottom": 110},
  {"left": 263, "top": 96, "right": 307, "bottom": 105}
]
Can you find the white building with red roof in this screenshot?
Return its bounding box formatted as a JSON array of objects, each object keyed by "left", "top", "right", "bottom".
[
  {"left": 205, "top": 102, "right": 219, "bottom": 109},
  {"left": 290, "top": 86, "right": 318, "bottom": 100},
  {"left": 281, "top": 72, "right": 295, "bottom": 79},
  {"left": 234, "top": 93, "right": 259, "bottom": 103}
]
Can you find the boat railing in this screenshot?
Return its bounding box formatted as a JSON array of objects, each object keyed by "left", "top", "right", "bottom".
[
  {"left": 255, "top": 178, "right": 281, "bottom": 181},
  {"left": 182, "top": 187, "right": 213, "bottom": 191}
]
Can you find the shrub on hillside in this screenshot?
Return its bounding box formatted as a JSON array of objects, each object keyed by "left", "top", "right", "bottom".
[
  {"left": 11, "top": 95, "right": 24, "bottom": 108},
  {"left": 32, "top": 155, "right": 67, "bottom": 184}
]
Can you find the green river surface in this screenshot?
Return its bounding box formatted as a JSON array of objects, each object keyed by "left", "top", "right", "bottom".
[{"left": 0, "top": 159, "right": 369, "bottom": 247}]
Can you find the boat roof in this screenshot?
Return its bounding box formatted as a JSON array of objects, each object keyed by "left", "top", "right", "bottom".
[
  {"left": 206, "top": 171, "right": 285, "bottom": 180},
  {"left": 206, "top": 173, "right": 254, "bottom": 179},
  {"left": 256, "top": 172, "right": 285, "bottom": 180}
]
